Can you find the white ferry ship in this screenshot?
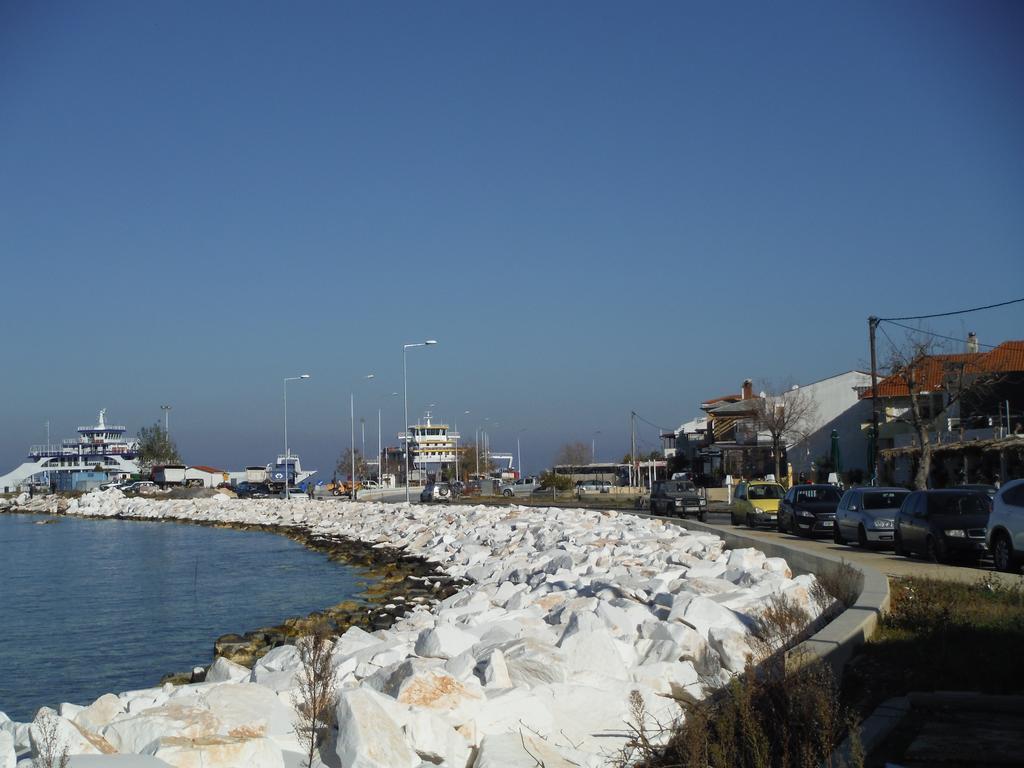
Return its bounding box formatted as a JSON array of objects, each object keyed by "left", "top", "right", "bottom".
[
  {"left": 0, "top": 410, "right": 141, "bottom": 492},
  {"left": 400, "top": 412, "right": 460, "bottom": 479}
]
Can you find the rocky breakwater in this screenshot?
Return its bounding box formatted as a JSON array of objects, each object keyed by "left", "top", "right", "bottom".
[{"left": 1, "top": 491, "right": 830, "bottom": 767}]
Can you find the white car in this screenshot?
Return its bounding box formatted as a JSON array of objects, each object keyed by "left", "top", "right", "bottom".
[
  {"left": 987, "top": 478, "right": 1024, "bottom": 573},
  {"left": 577, "top": 480, "right": 612, "bottom": 494}
]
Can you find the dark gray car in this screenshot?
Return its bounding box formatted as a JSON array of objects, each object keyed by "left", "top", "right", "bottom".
[{"left": 834, "top": 487, "right": 910, "bottom": 548}]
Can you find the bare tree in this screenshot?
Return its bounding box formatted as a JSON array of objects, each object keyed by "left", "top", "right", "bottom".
[
  {"left": 293, "top": 625, "right": 339, "bottom": 768},
  {"left": 555, "top": 441, "right": 590, "bottom": 466},
  {"left": 33, "top": 711, "right": 70, "bottom": 768},
  {"left": 881, "top": 333, "right": 998, "bottom": 490},
  {"left": 751, "top": 383, "right": 819, "bottom": 482},
  {"left": 336, "top": 449, "right": 368, "bottom": 482}
]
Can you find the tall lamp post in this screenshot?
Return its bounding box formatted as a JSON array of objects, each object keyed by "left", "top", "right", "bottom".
[
  {"left": 517, "top": 428, "right": 527, "bottom": 479},
  {"left": 160, "top": 404, "right": 172, "bottom": 435},
  {"left": 283, "top": 374, "right": 311, "bottom": 500},
  {"left": 351, "top": 374, "right": 375, "bottom": 501},
  {"left": 403, "top": 340, "right": 438, "bottom": 503}
]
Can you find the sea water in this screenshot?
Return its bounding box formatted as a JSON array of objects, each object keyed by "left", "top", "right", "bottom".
[{"left": 0, "top": 512, "right": 365, "bottom": 722}]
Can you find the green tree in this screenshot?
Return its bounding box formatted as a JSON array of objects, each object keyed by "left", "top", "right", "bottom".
[
  {"left": 137, "top": 423, "right": 182, "bottom": 468},
  {"left": 456, "top": 444, "right": 493, "bottom": 480},
  {"left": 337, "top": 449, "right": 368, "bottom": 481},
  {"left": 539, "top": 470, "right": 573, "bottom": 491}
]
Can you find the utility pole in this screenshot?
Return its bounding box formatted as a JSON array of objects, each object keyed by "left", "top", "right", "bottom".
[
  {"left": 630, "top": 411, "right": 638, "bottom": 488},
  {"left": 868, "top": 316, "right": 881, "bottom": 486}
]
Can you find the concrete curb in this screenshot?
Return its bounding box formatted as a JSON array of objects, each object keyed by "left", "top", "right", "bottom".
[{"left": 668, "top": 519, "right": 890, "bottom": 675}]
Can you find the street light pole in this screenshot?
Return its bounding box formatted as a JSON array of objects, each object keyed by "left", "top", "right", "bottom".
[
  {"left": 283, "top": 374, "right": 311, "bottom": 500},
  {"left": 351, "top": 374, "right": 374, "bottom": 502},
  {"left": 161, "top": 404, "right": 172, "bottom": 435},
  {"left": 403, "top": 340, "right": 438, "bottom": 503}
]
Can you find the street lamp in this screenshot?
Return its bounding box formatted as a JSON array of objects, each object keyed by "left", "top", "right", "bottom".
[
  {"left": 517, "top": 428, "right": 527, "bottom": 479},
  {"left": 403, "top": 340, "right": 438, "bottom": 503},
  {"left": 283, "top": 374, "right": 311, "bottom": 500},
  {"left": 351, "top": 374, "right": 375, "bottom": 501},
  {"left": 592, "top": 430, "right": 602, "bottom": 463},
  {"left": 160, "top": 404, "right": 172, "bottom": 435}
]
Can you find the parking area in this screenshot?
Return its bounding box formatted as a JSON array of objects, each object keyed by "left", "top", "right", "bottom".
[{"left": 647, "top": 508, "right": 1022, "bottom": 584}]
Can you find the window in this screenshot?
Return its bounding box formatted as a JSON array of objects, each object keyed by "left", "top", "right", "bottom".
[
  {"left": 749, "top": 484, "right": 784, "bottom": 500},
  {"left": 795, "top": 488, "right": 841, "bottom": 503},
  {"left": 1002, "top": 485, "right": 1024, "bottom": 508},
  {"left": 863, "top": 491, "right": 909, "bottom": 510}
]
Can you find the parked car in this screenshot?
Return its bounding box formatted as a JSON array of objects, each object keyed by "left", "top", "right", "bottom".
[
  {"left": 777, "top": 484, "right": 843, "bottom": 537},
  {"left": 959, "top": 484, "right": 998, "bottom": 498},
  {"left": 234, "top": 481, "right": 273, "bottom": 498},
  {"left": 120, "top": 481, "right": 156, "bottom": 494},
  {"left": 731, "top": 481, "right": 785, "bottom": 527},
  {"left": 577, "top": 480, "right": 612, "bottom": 494},
  {"left": 833, "top": 487, "right": 910, "bottom": 548},
  {"left": 648, "top": 480, "right": 707, "bottom": 521},
  {"left": 894, "top": 489, "right": 992, "bottom": 563},
  {"left": 987, "top": 479, "right": 1024, "bottom": 573},
  {"left": 420, "top": 482, "right": 453, "bottom": 503},
  {"left": 499, "top": 477, "right": 540, "bottom": 497}
]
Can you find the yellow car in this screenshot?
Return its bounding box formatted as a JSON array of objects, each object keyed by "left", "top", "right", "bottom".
[{"left": 731, "top": 481, "right": 786, "bottom": 528}]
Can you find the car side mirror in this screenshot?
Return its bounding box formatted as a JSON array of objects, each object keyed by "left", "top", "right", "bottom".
[{"left": 849, "top": 504, "right": 858, "bottom": 512}]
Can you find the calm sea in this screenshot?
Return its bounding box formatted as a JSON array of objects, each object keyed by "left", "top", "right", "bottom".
[{"left": 0, "top": 512, "right": 365, "bottom": 722}]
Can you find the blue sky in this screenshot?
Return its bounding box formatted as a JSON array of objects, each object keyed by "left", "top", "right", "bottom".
[{"left": 2, "top": 1, "right": 1022, "bottom": 476}]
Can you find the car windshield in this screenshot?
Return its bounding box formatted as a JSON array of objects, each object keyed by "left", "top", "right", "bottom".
[
  {"left": 749, "top": 485, "right": 784, "bottom": 500},
  {"left": 931, "top": 493, "right": 990, "bottom": 516},
  {"left": 795, "top": 487, "right": 841, "bottom": 503},
  {"left": 863, "top": 491, "right": 909, "bottom": 510},
  {"left": 669, "top": 482, "right": 696, "bottom": 492}
]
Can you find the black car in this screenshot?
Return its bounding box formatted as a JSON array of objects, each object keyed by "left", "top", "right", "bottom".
[
  {"left": 234, "top": 481, "right": 272, "bottom": 498},
  {"left": 894, "top": 489, "right": 992, "bottom": 563},
  {"left": 648, "top": 480, "right": 707, "bottom": 521},
  {"left": 777, "top": 484, "right": 843, "bottom": 537}
]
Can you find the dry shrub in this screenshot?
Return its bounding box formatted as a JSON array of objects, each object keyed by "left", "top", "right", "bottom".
[
  {"left": 293, "top": 623, "right": 339, "bottom": 768},
  {"left": 34, "top": 711, "right": 70, "bottom": 768},
  {"left": 811, "top": 559, "right": 861, "bottom": 612}
]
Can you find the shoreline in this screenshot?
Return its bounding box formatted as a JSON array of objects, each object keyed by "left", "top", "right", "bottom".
[
  {"left": 0, "top": 490, "right": 826, "bottom": 767},
  {"left": 1, "top": 500, "right": 468, "bottom": 680}
]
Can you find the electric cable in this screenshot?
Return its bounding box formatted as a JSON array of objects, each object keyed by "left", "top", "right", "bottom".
[{"left": 879, "top": 297, "right": 1024, "bottom": 322}]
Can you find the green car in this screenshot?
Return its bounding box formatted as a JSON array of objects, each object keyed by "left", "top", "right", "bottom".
[{"left": 731, "top": 481, "right": 785, "bottom": 528}]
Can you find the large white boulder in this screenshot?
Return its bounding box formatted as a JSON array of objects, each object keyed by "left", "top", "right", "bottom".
[
  {"left": 143, "top": 734, "right": 284, "bottom": 767},
  {"left": 334, "top": 688, "right": 418, "bottom": 768},
  {"left": 365, "top": 659, "right": 484, "bottom": 722},
  {"left": 203, "top": 684, "right": 294, "bottom": 738},
  {"left": 30, "top": 708, "right": 107, "bottom": 758},
  {"left": 74, "top": 694, "right": 126, "bottom": 734},
  {"left": 0, "top": 731, "right": 14, "bottom": 768},
  {"left": 102, "top": 704, "right": 220, "bottom": 754},
  {"left": 414, "top": 626, "right": 478, "bottom": 660},
  {"left": 474, "top": 731, "right": 578, "bottom": 768},
  {"left": 403, "top": 710, "right": 471, "bottom": 767},
  {"left": 204, "top": 657, "right": 251, "bottom": 684}
]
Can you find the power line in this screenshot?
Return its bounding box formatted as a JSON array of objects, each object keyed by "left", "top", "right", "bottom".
[
  {"left": 633, "top": 411, "right": 670, "bottom": 433},
  {"left": 881, "top": 319, "right": 999, "bottom": 349},
  {"left": 880, "top": 297, "right": 1024, "bottom": 322}
]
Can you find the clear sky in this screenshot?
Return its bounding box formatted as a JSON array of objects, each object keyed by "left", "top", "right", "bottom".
[{"left": 2, "top": 1, "right": 1022, "bottom": 476}]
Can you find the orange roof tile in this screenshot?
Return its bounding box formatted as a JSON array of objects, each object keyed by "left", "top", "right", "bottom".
[{"left": 861, "top": 340, "right": 1024, "bottom": 399}]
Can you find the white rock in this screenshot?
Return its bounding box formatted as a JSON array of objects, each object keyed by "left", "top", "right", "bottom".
[
  {"left": 474, "top": 731, "right": 578, "bottom": 768},
  {"left": 403, "top": 710, "right": 471, "bottom": 767},
  {"left": 0, "top": 731, "right": 14, "bottom": 768},
  {"left": 29, "top": 709, "right": 103, "bottom": 758},
  {"left": 204, "top": 657, "right": 251, "bottom": 684},
  {"left": 558, "top": 629, "right": 628, "bottom": 680},
  {"left": 334, "top": 688, "right": 418, "bottom": 768},
  {"left": 143, "top": 734, "right": 284, "bottom": 767},
  {"left": 102, "top": 704, "right": 220, "bottom": 754},
  {"left": 74, "top": 694, "right": 126, "bottom": 733},
  {"left": 414, "top": 626, "right": 478, "bottom": 660},
  {"left": 203, "top": 683, "right": 294, "bottom": 738}
]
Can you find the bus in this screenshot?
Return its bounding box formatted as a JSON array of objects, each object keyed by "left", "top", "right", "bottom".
[{"left": 554, "top": 463, "right": 628, "bottom": 486}]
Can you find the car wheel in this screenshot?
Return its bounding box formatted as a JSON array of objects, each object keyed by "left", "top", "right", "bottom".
[
  {"left": 698, "top": 511, "right": 706, "bottom": 523},
  {"left": 731, "top": 511, "right": 740, "bottom": 526},
  {"left": 925, "top": 535, "right": 947, "bottom": 564},
  {"left": 894, "top": 530, "right": 906, "bottom": 557},
  {"left": 746, "top": 512, "right": 755, "bottom": 528},
  {"left": 857, "top": 525, "right": 869, "bottom": 549},
  {"left": 833, "top": 523, "right": 845, "bottom": 545},
  {"left": 503, "top": 489, "right": 513, "bottom": 497},
  {"left": 777, "top": 515, "right": 785, "bottom": 534},
  {"left": 992, "top": 532, "right": 1016, "bottom": 573}
]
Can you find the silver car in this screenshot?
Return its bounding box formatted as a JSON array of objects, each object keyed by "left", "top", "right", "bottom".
[
  {"left": 987, "top": 479, "right": 1024, "bottom": 573},
  {"left": 834, "top": 487, "right": 910, "bottom": 548}
]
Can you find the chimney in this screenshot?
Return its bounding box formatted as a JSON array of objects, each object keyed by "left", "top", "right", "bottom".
[
  {"left": 742, "top": 379, "right": 753, "bottom": 400},
  {"left": 967, "top": 332, "right": 979, "bottom": 353}
]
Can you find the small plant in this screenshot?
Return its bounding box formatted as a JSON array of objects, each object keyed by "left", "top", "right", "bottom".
[
  {"left": 293, "top": 624, "right": 339, "bottom": 768},
  {"left": 35, "top": 711, "right": 70, "bottom": 768},
  {"left": 811, "top": 559, "right": 861, "bottom": 612}
]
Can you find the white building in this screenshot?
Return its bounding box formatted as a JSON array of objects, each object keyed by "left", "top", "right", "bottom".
[
  {"left": 400, "top": 413, "right": 460, "bottom": 478},
  {"left": 783, "top": 371, "right": 873, "bottom": 478}
]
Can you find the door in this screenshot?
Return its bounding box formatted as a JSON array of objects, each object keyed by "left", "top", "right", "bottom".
[
  {"left": 836, "top": 490, "right": 854, "bottom": 538},
  {"left": 902, "top": 493, "right": 927, "bottom": 552}
]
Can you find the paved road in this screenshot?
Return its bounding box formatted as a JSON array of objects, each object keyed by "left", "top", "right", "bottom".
[{"left": 645, "top": 509, "right": 1022, "bottom": 585}]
